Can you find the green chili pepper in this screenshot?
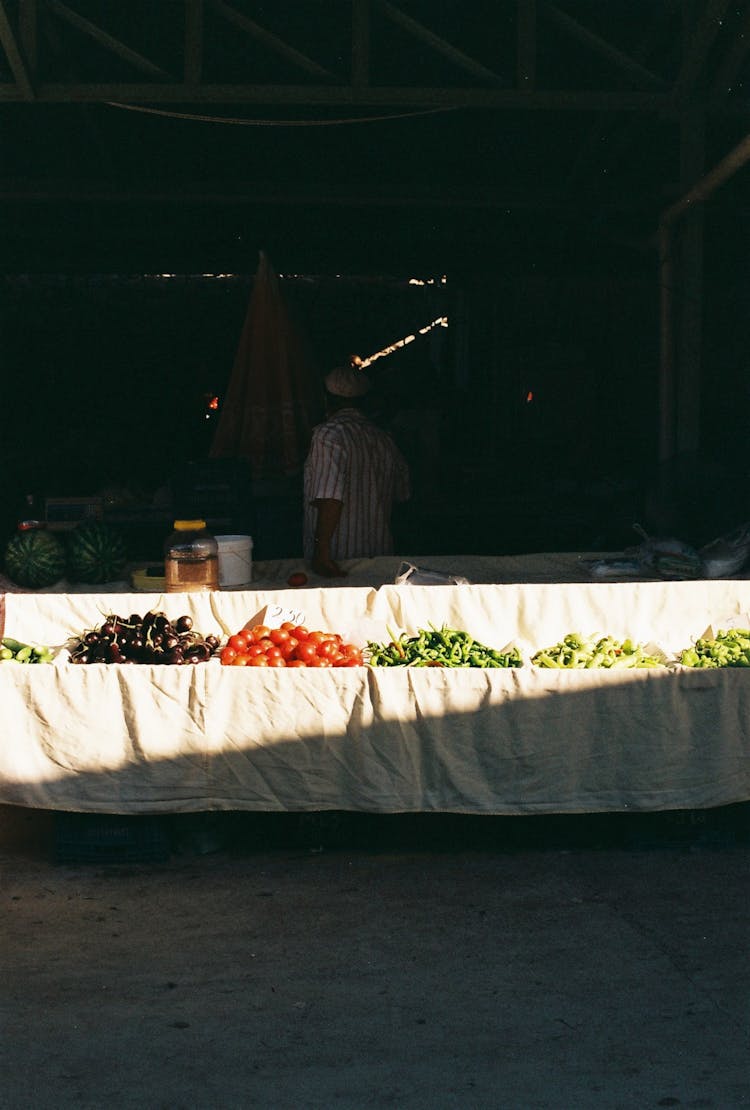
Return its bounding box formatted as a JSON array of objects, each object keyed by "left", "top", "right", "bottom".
[{"left": 367, "top": 624, "right": 522, "bottom": 668}]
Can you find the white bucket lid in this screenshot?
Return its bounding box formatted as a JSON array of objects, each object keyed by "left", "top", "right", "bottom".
[{"left": 215, "top": 534, "right": 253, "bottom": 547}]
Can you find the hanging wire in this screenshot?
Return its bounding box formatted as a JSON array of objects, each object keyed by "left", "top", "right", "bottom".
[{"left": 105, "top": 101, "right": 461, "bottom": 127}]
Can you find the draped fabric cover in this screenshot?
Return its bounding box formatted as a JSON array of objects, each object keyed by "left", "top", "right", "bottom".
[
  {"left": 210, "top": 252, "right": 318, "bottom": 478},
  {"left": 2, "top": 560, "right": 750, "bottom": 816}
]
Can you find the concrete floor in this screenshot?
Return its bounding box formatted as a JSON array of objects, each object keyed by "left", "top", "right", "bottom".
[{"left": 1, "top": 810, "right": 749, "bottom": 1110}]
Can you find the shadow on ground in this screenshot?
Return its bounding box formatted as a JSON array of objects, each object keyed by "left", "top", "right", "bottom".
[{"left": 4, "top": 802, "right": 749, "bottom": 866}]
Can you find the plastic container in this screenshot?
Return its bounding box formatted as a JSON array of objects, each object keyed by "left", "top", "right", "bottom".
[
  {"left": 215, "top": 534, "right": 253, "bottom": 588},
  {"left": 164, "top": 519, "right": 219, "bottom": 593}
]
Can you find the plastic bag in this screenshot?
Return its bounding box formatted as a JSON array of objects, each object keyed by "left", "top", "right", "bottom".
[
  {"left": 630, "top": 525, "right": 703, "bottom": 580},
  {"left": 394, "top": 561, "right": 471, "bottom": 586},
  {"left": 699, "top": 521, "right": 750, "bottom": 579}
]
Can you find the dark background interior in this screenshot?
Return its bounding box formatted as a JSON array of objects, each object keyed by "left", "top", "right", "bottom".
[{"left": 1, "top": 1, "right": 749, "bottom": 561}]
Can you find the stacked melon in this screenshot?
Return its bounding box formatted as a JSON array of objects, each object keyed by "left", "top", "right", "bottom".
[
  {"left": 4, "top": 520, "right": 128, "bottom": 589},
  {"left": 66, "top": 521, "right": 128, "bottom": 584}
]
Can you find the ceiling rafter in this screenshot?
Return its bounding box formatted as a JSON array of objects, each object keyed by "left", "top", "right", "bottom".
[
  {"left": 0, "top": 80, "right": 668, "bottom": 109},
  {"left": 0, "top": 0, "right": 746, "bottom": 115},
  {"left": 542, "top": 1, "right": 668, "bottom": 90},
  {"left": 209, "top": 0, "right": 336, "bottom": 81},
  {"left": 0, "top": 0, "right": 34, "bottom": 99},
  {"left": 45, "top": 0, "right": 171, "bottom": 78},
  {"left": 379, "top": 0, "right": 505, "bottom": 85}
]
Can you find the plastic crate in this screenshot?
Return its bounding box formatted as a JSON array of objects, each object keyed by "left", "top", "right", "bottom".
[{"left": 54, "top": 812, "right": 170, "bottom": 864}]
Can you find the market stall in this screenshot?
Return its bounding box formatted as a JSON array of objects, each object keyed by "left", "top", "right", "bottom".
[{"left": 2, "top": 552, "right": 750, "bottom": 818}]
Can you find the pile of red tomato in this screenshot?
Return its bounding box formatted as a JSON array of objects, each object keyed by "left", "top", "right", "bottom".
[{"left": 219, "top": 622, "right": 364, "bottom": 668}]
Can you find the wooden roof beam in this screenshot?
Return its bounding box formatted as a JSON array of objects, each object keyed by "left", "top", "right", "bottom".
[
  {"left": 209, "top": 0, "right": 336, "bottom": 80},
  {"left": 0, "top": 0, "right": 35, "bottom": 99},
  {"left": 542, "top": 2, "right": 668, "bottom": 90},
  {"left": 380, "top": 1, "right": 505, "bottom": 84},
  {"left": 0, "top": 82, "right": 669, "bottom": 109},
  {"left": 45, "top": 0, "right": 171, "bottom": 78}
]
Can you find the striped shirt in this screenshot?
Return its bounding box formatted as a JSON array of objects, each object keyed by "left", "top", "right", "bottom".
[{"left": 303, "top": 408, "right": 411, "bottom": 561}]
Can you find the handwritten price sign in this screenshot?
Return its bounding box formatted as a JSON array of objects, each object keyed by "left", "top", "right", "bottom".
[{"left": 244, "top": 603, "right": 306, "bottom": 632}]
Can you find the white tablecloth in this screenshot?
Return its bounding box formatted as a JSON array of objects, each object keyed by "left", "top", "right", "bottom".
[{"left": 2, "top": 552, "right": 749, "bottom": 816}]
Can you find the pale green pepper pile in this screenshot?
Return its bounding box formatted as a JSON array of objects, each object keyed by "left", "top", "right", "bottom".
[
  {"left": 532, "top": 633, "right": 664, "bottom": 669},
  {"left": 679, "top": 628, "right": 750, "bottom": 668}
]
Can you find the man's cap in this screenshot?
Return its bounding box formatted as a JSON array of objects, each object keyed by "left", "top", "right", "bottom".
[{"left": 324, "top": 365, "right": 372, "bottom": 398}]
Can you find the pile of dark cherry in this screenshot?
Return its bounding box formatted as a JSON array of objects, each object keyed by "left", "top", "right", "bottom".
[{"left": 69, "top": 611, "right": 219, "bottom": 665}]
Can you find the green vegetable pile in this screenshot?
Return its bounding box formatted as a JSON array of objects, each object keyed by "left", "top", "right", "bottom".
[
  {"left": 532, "top": 633, "right": 664, "bottom": 669},
  {"left": 366, "top": 625, "right": 523, "bottom": 668},
  {"left": 1, "top": 636, "right": 54, "bottom": 664},
  {"left": 679, "top": 629, "right": 750, "bottom": 668}
]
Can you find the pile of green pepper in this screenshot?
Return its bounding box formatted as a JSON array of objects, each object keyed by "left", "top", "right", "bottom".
[
  {"left": 1, "top": 636, "right": 54, "bottom": 664},
  {"left": 532, "top": 633, "right": 664, "bottom": 669},
  {"left": 366, "top": 625, "right": 523, "bottom": 668},
  {"left": 679, "top": 628, "right": 750, "bottom": 668}
]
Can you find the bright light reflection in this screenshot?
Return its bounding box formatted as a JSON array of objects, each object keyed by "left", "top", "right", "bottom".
[{"left": 359, "top": 315, "right": 449, "bottom": 369}]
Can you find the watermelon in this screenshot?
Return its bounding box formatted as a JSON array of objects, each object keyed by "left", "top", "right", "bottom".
[
  {"left": 67, "top": 520, "right": 128, "bottom": 584},
  {"left": 4, "top": 529, "right": 67, "bottom": 589}
]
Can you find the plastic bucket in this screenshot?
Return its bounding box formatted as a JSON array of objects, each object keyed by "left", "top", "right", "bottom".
[{"left": 215, "top": 534, "right": 253, "bottom": 588}]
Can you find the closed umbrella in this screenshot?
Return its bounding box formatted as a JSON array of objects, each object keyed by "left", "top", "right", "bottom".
[{"left": 210, "top": 251, "right": 317, "bottom": 478}]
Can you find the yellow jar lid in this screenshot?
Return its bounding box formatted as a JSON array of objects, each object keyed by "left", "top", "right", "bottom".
[{"left": 173, "top": 519, "right": 206, "bottom": 531}]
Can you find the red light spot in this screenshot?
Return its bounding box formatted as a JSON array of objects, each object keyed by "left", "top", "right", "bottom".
[{"left": 525, "top": 391, "right": 534, "bottom": 403}]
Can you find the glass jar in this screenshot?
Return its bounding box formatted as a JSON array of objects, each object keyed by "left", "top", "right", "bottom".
[{"left": 164, "top": 519, "right": 219, "bottom": 593}]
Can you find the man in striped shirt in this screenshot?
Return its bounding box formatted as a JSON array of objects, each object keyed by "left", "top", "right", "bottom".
[{"left": 303, "top": 363, "right": 411, "bottom": 577}]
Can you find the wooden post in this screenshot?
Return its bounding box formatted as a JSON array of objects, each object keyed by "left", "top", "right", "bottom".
[
  {"left": 352, "top": 0, "right": 370, "bottom": 87},
  {"left": 657, "top": 124, "right": 750, "bottom": 464},
  {"left": 675, "top": 108, "right": 705, "bottom": 456},
  {"left": 517, "top": 0, "right": 536, "bottom": 91},
  {"left": 184, "top": 0, "right": 203, "bottom": 86},
  {"left": 658, "top": 221, "right": 675, "bottom": 463}
]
